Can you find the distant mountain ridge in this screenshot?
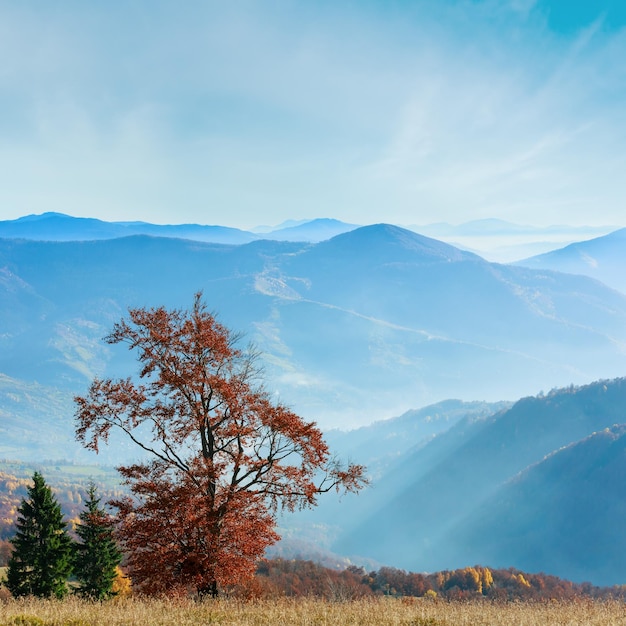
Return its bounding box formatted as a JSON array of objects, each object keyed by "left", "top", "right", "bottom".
[
  {"left": 516, "top": 228, "right": 626, "bottom": 293},
  {"left": 259, "top": 217, "right": 359, "bottom": 242},
  {"left": 411, "top": 219, "right": 620, "bottom": 263},
  {"left": 0, "top": 212, "right": 359, "bottom": 244},
  {"left": 4, "top": 213, "right": 623, "bottom": 265},
  {"left": 0, "top": 212, "right": 259, "bottom": 244},
  {"left": 415, "top": 219, "right": 617, "bottom": 237}
]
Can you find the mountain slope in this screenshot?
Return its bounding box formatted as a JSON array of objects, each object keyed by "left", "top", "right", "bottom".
[
  {"left": 445, "top": 423, "right": 626, "bottom": 585},
  {"left": 324, "top": 399, "right": 511, "bottom": 477},
  {"left": 270, "top": 224, "right": 626, "bottom": 400},
  {"left": 516, "top": 227, "right": 626, "bottom": 293},
  {"left": 334, "top": 379, "right": 626, "bottom": 583}
]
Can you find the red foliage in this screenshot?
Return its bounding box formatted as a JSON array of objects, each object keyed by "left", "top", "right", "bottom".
[
  {"left": 255, "top": 559, "right": 373, "bottom": 600},
  {"left": 75, "top": 294, "right": 367, "bottom": 597},
  {"left": 254, "top": 559, "right": 626, "bottom": 602}
]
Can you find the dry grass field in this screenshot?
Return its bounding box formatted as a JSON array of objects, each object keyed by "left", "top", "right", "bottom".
[{"left": 0, "top": 597, "right": 625, "bottom": 626}]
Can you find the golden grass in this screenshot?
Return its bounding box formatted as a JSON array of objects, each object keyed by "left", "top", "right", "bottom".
[{"left": 0, "top": 596, "right": 625, "bottom": 626}]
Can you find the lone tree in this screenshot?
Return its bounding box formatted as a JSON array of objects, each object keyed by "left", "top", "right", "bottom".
[
  {"left": 75, "top": 294, "right": 366, "bottom": 597},
  {"left": 73, "top": 483, "right": 123, "bottom": 600},
  {"left": 6, "top": 472, "right": 73, "bottom": 598}
]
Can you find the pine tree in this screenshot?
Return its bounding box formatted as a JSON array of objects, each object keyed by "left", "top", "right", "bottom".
[
  {"left": 6, "top": 472, "right": 73, "bottom": 598},
  {"left": 73, "top": 483, "right": 122, "bottom": 599}
]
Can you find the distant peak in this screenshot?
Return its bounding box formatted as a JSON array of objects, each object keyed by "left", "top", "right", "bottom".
[
  {"left": 303, "top": 217, "right": 351, "bottom": 226},
  {"left": 259, "top": 218, "right": 360, "bottom": 242},
  {"left": 322, "top": 223, "right": 482, "bottom": 262},
  {"left": 16, "top": 212, "right": 73, "bottom": 222},
  {"left": 332, "top": 222, "right": 440, "bottom": 241}
]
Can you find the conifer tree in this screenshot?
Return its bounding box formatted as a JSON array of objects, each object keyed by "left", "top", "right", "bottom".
[
  {"left": 73, "top": 483, "right": 122, "bottom": 599},
  {"left": 6, "top": 472, "right": 73, "bottom": 598}
]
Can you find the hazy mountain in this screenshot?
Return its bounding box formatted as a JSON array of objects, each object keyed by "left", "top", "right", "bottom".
[
  {"left": 447, "top": 423, "right": 626, "bottom": 586},
  {"left": 0, "top": 213, "right": 358, "bottom": 245},
  {"left": 262, "top": 218, "right": 359, "bottom": 242},
  {"left": 2, "top": 224, "right": 626, "bottom": 458},
  {"left": 285, "top": 398, "right": 509, "bottom": 559},
  {"left": 324, "top": 399, "right": 511, "bottom": 477},
  {"left": 272, "top": 224, "right": 626, "bottom": 402},
  {"left": 3, "top": 220, "right": 626, "bottom": 583},
  {"left": 4, "top": 212, "right": 618, "bottom": 262},
  {"left": 253, "top": 219, "right": 310, "bottom": 233},
  {"left": 414, "top": 219, "right": 616, "bottom": 238},
  {"left": 516, "top": 228, "right": 626, "bottom": 293},
  {"left": 410, "top": 220, "right": 619, "bottom": 263},
  {"left": 0, "top": 212, "right": 258, "bottom": 244},
  {"left": 334, "top": 379, "right": 626, "bottom": 584}
]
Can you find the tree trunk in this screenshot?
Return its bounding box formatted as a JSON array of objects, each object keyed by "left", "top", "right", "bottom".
[{"left": 198, "top": 579, "right": 218, "bottom": 599}]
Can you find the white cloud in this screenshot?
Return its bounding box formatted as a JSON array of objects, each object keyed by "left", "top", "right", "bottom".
[{"left": 0, "top": 1, "right": 625, "bottom": 228}]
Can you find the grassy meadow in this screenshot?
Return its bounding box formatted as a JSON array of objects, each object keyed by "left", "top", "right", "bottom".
[{"left": 0, "top": 597, "right": 626, "bottom": 626}]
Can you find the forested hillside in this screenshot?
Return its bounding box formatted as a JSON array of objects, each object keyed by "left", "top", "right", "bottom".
[{"left": 332, "top": 379, "right": 626, "bottom": 585}]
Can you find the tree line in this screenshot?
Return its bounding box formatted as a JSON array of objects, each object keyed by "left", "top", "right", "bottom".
[
  {"left": 253, "top": 559, "right": 626, "bottom": 602},
  {"left": 3, "top": 468, "right": 624, "bottom": 602},
  {"left": 6, "top": 485, "right": 624, "bottom": 603}
]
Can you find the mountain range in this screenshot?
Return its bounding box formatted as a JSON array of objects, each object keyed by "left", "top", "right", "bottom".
[
  {"left": 2, "top": 212, "right": 618, "bottom": 262},
  {"left": 0, "top": 212, "right": 358, "bottom": 244},
  {"left": 2, "top": 218, "right": 626, "bottom": 459},
  {"left": 2, "top": 213, "right": 626, "bottom": 584},
  {"left": 0, "top": 216, "right": 626, "bottom": 453},
  {"left": 416, "top": 219, "right": 615, "bottom": 238}
]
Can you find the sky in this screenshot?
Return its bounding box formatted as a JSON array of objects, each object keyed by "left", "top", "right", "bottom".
[{"left": 0, "top": 0, "right": 625, "bottom": 230}]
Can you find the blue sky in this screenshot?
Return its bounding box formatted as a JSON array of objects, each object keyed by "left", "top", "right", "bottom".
[{"left": 0, "top": 0, "right": 625, "bottom": 229}]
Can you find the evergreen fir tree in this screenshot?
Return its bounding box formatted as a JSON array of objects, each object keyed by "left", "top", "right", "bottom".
[
  {"left": 6, "top": 472, "right": 73, "bottom": 598},
  {"left": 73, "top": 483, "right": 123, "bottom": 600}
]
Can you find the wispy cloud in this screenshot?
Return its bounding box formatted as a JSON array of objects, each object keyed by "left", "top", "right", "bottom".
[{"left": 0, "top": 1, "right": 625, "bottom": 228}]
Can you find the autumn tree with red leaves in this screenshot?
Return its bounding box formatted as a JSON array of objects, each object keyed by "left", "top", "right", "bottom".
[{"left": 75, "top": 294, "right": 367, "bottom": 597}]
